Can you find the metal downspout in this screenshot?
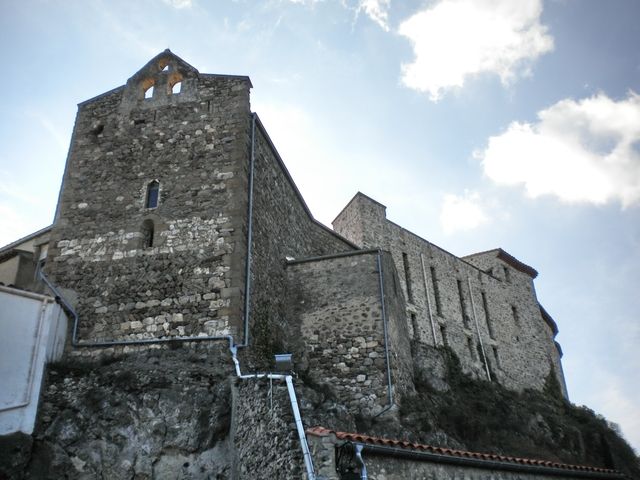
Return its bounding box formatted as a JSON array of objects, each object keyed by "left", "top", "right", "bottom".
[
  {"left": 286, "top": 376, "right": 316, "bottom": 480},
  {"left": 467, "top": 277, "right": 491, "bottom": 381},
  {"left": 374, "top": 250, "right": 394, "bottom": 417},
  {"left": 419, "top": 253, "right": 437, "bottom": 346},
  {"left": 241, "top": 112, "right": 257, "bottom": 347},
  {"left": 355, "top": 444, "right": 368, "bottom": 480}
]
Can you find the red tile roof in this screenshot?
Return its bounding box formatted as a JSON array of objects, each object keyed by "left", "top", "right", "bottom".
[{"left": 306, "top": 426, "right": 624, "bottom": 477}]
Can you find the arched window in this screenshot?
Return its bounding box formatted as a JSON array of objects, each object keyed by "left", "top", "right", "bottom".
[
  {"left": 141, "top": 220, "right": 155, "bottom": 248},
  {"left": 141, "top": 78, "right": 155, "bottom": 100},
  {"left": 146, "top": 180, "right": 159, "bottom": 209}
]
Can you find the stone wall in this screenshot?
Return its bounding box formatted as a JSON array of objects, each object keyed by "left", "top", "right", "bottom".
[
  {"left": 247, "top": 118, "right": 355, "bottom": 358},
  {"left": 2, "top": 343, "right": 236, "bottom": 479},
  {"left": 232, "top": 379, "right": 305, "bottom": 478},
  {"left": 285, "top": 251, "right": 413, "bottom": 415},
  {"left": 46, "top": 51, "right": 252, "bottom": 343},
  {"left": 333, "top": 193, "right": 567, "bottom": 395}
]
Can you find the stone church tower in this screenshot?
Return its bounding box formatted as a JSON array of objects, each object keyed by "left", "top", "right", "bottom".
[{"left": 46, "top": 50, "right": 253, "bottom": 344}]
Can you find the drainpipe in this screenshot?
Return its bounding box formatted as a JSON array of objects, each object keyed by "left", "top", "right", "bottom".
[
  {"left": 373, "top": 250, "right": 394, "bottom": 418},
  {"left": 241, "top": 112, "right": 257, "bottom": 348},
  {"left": 229, "top": 345, "right": 316, "bottom": 480},
  {"left": 467, "top": 277, "right": 491, "bottom": 381},
  {"left": 354, "top": 444, "right": 368, "bottom": 480},
  {"left": 419, "top": 253, "right": 437, "bottom": 347}
]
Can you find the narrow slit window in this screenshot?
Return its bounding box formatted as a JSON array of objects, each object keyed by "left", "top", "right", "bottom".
[
  {"left": 467, "top": 337, "right": 476, "bottom": 360},
  {"left": 457, "top": 279, "right": 469, "bottom": 328},
  {"left": 439, "top": 324, "right": 448, "bottom": 347},
  {"left": 430, "top": 266, "right": 442, "bottom": 316},
  {"left": 492, "top": 346, "right": 501, "bottom": 369},
  {"left": 411, "top": 313, "right": 419, "bottom": 341},
  {"left": 402, "top": 252, "right": 413, "bottom": 302},
  {"left": 146, "top": 181, "right": 159, "bottom": 209},
  {"left": 481, "top": 292, "right": 495, "bottom": 338},
  {"left": 511, "top": 305, "right": 520, "bottom": 326},
  {"left": 141, "top": 220, "right": 155, "bottom": 248},
  {"left": 503, "top": 266, "right": 511, "bottom": 283}
]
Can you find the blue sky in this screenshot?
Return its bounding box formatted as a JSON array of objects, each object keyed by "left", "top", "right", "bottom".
[{"left": 1, "top": 0, "right": 639, "bottom": 452}]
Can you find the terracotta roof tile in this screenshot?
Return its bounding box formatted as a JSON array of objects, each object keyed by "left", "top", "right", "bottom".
[{"left": 306, "top": 426, "right": 623, "bottom": 476}]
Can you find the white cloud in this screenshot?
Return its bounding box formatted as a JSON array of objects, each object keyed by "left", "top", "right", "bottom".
[
  {"left": 398, "top": 0, "right": 553, "bottom": 101},
  {"left": 356, "top": 0, "right": 390, "bottom": 31},
  {"left": 440, "top": 191, "right": 489, "bottom": 234},
  {"left": 477, "top": 92, "right": 640, "bottom": 207},
  {"left": 162, "top": 0, "right": 192, "bottom": 8}
]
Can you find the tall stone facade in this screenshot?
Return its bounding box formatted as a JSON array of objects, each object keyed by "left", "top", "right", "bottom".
[
  {"left": 46, "top": 51, "right": 253, "bottom": 344},
  {"left": 333, "top": 192, "right": 567, "bottom": 396},
  {"left": 45, "top": 49, "right": 565, "bottom": 393}
]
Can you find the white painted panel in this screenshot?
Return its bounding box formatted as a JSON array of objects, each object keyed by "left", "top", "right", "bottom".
[{"left": 0, "top": 286, "right": 67, "bottom": 434}]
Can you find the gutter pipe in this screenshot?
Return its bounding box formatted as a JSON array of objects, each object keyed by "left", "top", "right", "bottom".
[
  {"left": 419, "top": 253, "right": 437, "bottom": 346},
  {"left": 241, "top": 112, "right": 257, "bottom": 348},
  {"left": 354, "top": 442, "right": 625, "bottom": 479},
  {"left": 373, "top": 250, "right": 393, "bottom": 418},
  {"left": 354, "top": 444, "right": 368, "bottom": 480},
  {"left": 467, "top": 277, "right": 491, "bottom": 381}
]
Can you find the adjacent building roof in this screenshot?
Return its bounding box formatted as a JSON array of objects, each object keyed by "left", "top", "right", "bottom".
[
  {"left": 307, "top": 427, "right": 625, "bottom": 478},
  {"left": 0, "top": 225, "right": 52, "bottom": 261},
  {"left": 540, "top": 304, "right": 560, "bottom": 336},
  {"left": 464, "top": 247, "right": 539, "bottom": 279}
]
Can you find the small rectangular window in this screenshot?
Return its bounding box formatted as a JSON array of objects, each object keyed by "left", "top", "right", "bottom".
[
  {"left": 511, "top": 305, "right": 520, "bottom": 326},
  {"left": 402, "top": 252, "right": 414, "bottom": 302},
  {"left": 439, "top": 324, "right": 448, "bottom": 347},
  {"left": 503, "top": 266, "right": 511, "bottom": 283},
  {"left": 467, "top": 337, "right": 476, "bottom": 360},
  {"left": 457, "top": 280, "right": 469, "bottom": 328},
  {"left": 430, "top": 266, "right": 442, "bottom": 316},
  {"left": 411, "top": 313, "right": 419, "bottom": 340},
  {"left": 481, "top": 292, "right": 495, "bottom": 339},
  {"left": 146, "top": 181, "right": 160, "bottom": 209},
  {"left": 492, "top": 346, "right": 501, "bottom": 369}
]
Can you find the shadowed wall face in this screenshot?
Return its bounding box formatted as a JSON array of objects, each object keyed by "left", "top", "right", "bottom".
[{"left": 333, "top": 193, "right": 567, "bottom": 396}]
